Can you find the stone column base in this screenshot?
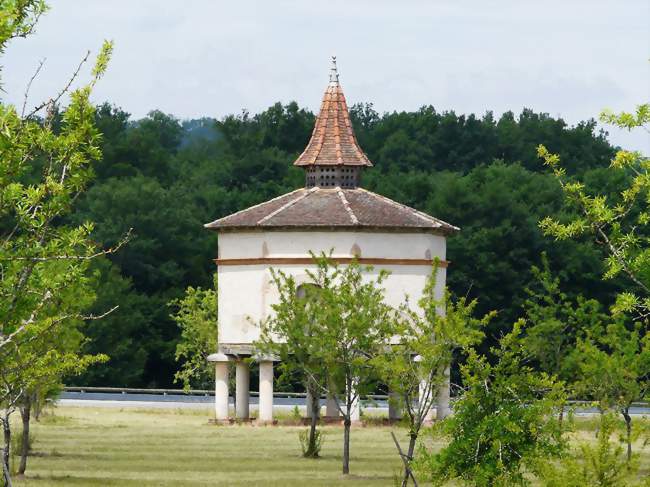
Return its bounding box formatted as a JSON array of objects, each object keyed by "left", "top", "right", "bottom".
[
  {"left": 208, "top": 418, "right": 235, "bottom": 426},
  {"left": 254, "top": 419, "right": 278, "bottom": 426}
]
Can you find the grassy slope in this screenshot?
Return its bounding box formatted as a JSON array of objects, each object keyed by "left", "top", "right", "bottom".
[{"left": 12, "top": 406, "right": 650, "bottom": 486}]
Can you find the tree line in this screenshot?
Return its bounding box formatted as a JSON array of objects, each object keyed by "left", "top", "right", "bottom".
[{"left": 70, "top": 97, "right": 620, "bottom": 388}]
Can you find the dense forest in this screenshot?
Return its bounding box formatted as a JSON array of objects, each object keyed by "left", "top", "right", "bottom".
[{"left": 72, "top": 101, "right": 622, "bottom": 388}]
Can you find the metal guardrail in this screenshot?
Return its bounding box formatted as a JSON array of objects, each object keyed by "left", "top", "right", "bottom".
[
  {"left": 62, "top": 388, "right": 649, "bottom": 407},
  {"left": 62, "top": 386, "right": 390, "bottom": 401}
]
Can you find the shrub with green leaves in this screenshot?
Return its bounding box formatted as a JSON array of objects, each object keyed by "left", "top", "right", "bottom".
[
  {"left": 298, "top": 428, "right": 323, "bottom": 458},
  {"left": 170, "top": 276, "right": 218, "bottom": 390},
  {"left": 417, "top": 322, "right": 566, "bottom": 487},
  {"left": 537, "top": 413, "right": 643, "bottom": 487}
]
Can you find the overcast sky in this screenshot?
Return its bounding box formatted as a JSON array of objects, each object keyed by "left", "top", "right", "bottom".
[{"left": 4, "top": 0, "right": 649, "bottom": 152}]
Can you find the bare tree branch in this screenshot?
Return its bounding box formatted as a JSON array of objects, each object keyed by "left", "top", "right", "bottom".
[
  {"left": 21, "top": 58, "right": 45, "bottom": 118},
  {"left": 25, "top": 50, "right": 90, "bottom": 120}
]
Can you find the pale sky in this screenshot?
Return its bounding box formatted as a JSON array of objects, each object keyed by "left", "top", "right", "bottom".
[{"left": 4, "top": 0, "right": 649, "bottom": 152}]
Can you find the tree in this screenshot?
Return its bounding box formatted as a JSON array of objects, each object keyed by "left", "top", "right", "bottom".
[
  {"left": 417, "top": 323, "right": 566, "bottom": 487},
  {"left": 309, "top": 257, "right": 394, "bottom": 475},
  {"left": 170, "top": 276, "right": 218, "bottom": 390},
  {"left": 365, "top": 162, "right": 614, "bottom": 359},
  {"left": 72, "top": 259, "right": 151, "bottom": 387},
  {"left": 539, "top": 102, "right": 650, "bottom": 461},
  {"left": 538, "top": 413, "right": 643, "bottom": 487},
  {"left": 0, "top": 2, "right": 117, "bottom": 483},
  {"left": 573, "top": 319, "right": 650, "bottom": 461},
  {"left": 373, "top": 261, "right": 493, "bottom": 486},
  {"left": 519, "top": 255, "right": 605, "bottom": 412},
  {"left": 259, "top": 255, "right": 394, "bottom": 474},
  {"left": 256, "top": 268, "right": 328, "bottom": 458}
]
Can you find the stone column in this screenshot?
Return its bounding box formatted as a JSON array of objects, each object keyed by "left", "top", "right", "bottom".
[
  {"left": 388, "top": 390, "right": 402, "bottom": 421},
  {"left": 349, "top": 380, "right": 360, "bottom": 423},
  {"left": 325, "top": 393, "right": 339, "bottom": 418},
  {"left": 436, "top": 367, "right": 451, "bottom": 420},
  {"left": 414, "top": 355, "right": 434, "bottom": 423},
  {"left": 207, "top": 353, "right": 230, "bottom": 422},
  {"left": 305, "top": 389, "right": 320, "bottom": 419},
  {"left": 305, "top": 389, "right": 313, "bottom": 419},
  {"left": 419, "top": 378, "right": 435, "bottom": 422},
  {"left": 258, "top": 360, "right": 274, "bottom": 423},
  {"left": 235, "top": 360, "right": 250, "bottom": 420}
]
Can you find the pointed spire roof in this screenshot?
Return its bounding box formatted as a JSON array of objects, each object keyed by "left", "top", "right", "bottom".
[{"left": 294, "top": 57, "right": 372, "bottom": 167}]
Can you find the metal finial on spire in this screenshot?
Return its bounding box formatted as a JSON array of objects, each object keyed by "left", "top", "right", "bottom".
[{"left": 329, "top": 56, "right": 339, "bottom": 85}]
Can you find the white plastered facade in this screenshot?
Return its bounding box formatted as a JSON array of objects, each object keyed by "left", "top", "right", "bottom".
[{"left": 217, "top": 230, "right": 447, "bottom": 347}]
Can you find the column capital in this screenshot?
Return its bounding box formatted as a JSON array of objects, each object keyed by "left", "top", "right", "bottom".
[
  {"left": 252, "top": 352, "right": 280, "bottom": 362},
  {"left": 207, "top": 352, "right": 231, "bottom": 363}
]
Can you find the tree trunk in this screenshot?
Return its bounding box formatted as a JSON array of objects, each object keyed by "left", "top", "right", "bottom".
[
  {"left": 401, "top": 432, "right": 418, "bottom": 487},
  {"left": 305, "top": 382, "right": 320, "bottom": 457},
  {"left": 622, "top": 409, "right": 632, "bottom": 462},
  {"left": 18, "top": 399, "right": 31, "bottom": 475},
  {"left": 1, "top": 412, "right": 12, "bottom": 487},
  {"left": 342, "top": 417, "right": 351, "bottom": 474}
]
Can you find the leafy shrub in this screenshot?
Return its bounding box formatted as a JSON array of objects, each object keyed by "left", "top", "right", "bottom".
[
  {"left": 298, "top": 428, "right": 323, "bottom": 458},
  {"left": 537, "top": 413, "right": 643, "bottom": 487}
]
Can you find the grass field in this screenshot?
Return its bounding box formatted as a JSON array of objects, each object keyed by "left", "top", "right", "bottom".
[
  {"left": 12, "top": 406, "right": 411, "bottom": 486},
  {"left": 10, "top": 406, "right": 650, "bottom": 486}
]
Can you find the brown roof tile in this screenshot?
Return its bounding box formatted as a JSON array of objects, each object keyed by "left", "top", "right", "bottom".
[
  {"left": 205, "top": 187, "right": 459, "bottom": 234},
  {"left": 293, "top": 81, "right": 372, "bottom": 167}
]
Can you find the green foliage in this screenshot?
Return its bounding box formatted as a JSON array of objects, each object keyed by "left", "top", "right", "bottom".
[
  {"left": 367, "top": 163, "right": 615, "bottom": 355},
  {"left": 539, "top": 103, "right": 650, "bottom": 318},
  {"left": 0, "top": 5, "right": 114, "bottom": 408},
  {"left": 351, "top": 105, "right": 614, "bottom": 175},
  {"left": 258, "top": 254, "right": 395, "bottom": 474},
  {"left": 520, "top": 254, "right": 605, "bottom": 385},
  {"left": 72, "top": 258, "right": 150, "bottom": 387},
  {"left": 298, "top": 428, "right": 323, "bottom": 458},
  {"left": 0, "top": 5, "right": 118, "bottom": 480},
  {"left": 574, "top": 320, "right": 650, "bottom": 411},
  {"left": 71, "top": 80, "right": 618, "bottom": 386},
  {"left": 373, "top": 261, "right": 494, "bottom": 486},
  {"left": 259, "top": 254, "right": 394, "bottom": 409},
  {"left": 573, "top": 318, "right": 650, "bottom": 460},
  {"left": 538, "top": 413, "right": 643, "bottom": 487},
  {"left": 539, "top": 101, "right": 650, "bottom": 460},
  {"left": 376, "top": 266, "right": 491, "bottom": 427},
  {"left": 170, "top": 276, "right": 218, "bottom": 390},
  {"left": 0, "top": 1, "right": 48, "bottom": 54},
  {"left": 417, "top": 323, "right": 567, "bottom": 487}
]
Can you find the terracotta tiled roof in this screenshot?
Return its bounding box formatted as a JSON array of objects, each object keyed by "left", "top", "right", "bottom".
[
  {"left": 205, "top": 187, "right": 459, "bottom": 234},
  {"left": 205, "top": 60, "right": 458, "bottom": 235},
  {"left": 293, "top": 75, "right": 372, "bottom": 167}
]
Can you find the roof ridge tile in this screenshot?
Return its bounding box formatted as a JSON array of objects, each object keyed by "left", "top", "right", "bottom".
[
  {"left": 257, "top": 187, "right": 318, "bottom": 225},
  {"left": 204, "top": 188, "right": 304, "bottom": 228},
  {"left": 356, "top": 188, "right": 459, "bottom": 231},
  {"left": 336, "top": 187, "right": 359, "bottom": 225}
]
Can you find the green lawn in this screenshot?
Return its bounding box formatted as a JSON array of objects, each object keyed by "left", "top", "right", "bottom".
[
  {"left": 13, "top": 406, "right": 411, "bottom": 486},
  {"left": 11, "top": 406, "right": 650, "bottom": 486}
]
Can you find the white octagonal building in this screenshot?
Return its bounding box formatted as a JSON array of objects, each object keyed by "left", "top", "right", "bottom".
[{"left": 205, "top": 61, "right": 459, "bottom": 423}]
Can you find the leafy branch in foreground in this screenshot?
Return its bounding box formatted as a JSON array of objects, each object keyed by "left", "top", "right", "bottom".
[
  {"left": 538, "top": 103, "right": 650, "bottom": 318},
  {"left": 0, "top": 3, "right": 119, "bottom": 483}
]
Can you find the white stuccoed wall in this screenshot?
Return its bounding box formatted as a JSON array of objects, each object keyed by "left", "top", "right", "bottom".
[{"left": 217, "top": 231, "right": 446, "bottom": 346}]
